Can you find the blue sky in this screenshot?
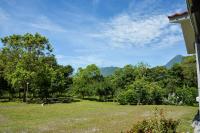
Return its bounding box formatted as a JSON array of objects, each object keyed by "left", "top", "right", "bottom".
[{"left": 0, "top": 0, "right": 188, "bottom": 69}]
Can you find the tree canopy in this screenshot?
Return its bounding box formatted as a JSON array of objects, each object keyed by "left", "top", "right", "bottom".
[{"left": 0, "top": 33, "right": 198, "bottom": 106}]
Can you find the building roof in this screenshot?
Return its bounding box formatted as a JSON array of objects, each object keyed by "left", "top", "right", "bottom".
[
  {"left": 168, "top": 11, "right": 190, "bottom": 23},
  {"left": 168, "top": 11, "right": 188, "bottom": 19},
  {"left": 168, "top": 11, "right": 195, "bottom": 54}
]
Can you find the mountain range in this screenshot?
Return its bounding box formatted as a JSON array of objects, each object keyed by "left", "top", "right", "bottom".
[
  {"left": 100, "top": 67, "right": 119, "bottom": 77},
  {"left": 164, "top": 55, "right": 184, "bottom": 68},
  {"left": 100, "top": 55, "right": 184, "bottom": 76}
]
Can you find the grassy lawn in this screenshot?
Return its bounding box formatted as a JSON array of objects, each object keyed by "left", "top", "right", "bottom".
[{"left": 0, "top": 100, "right": 197, "bottom": 133}]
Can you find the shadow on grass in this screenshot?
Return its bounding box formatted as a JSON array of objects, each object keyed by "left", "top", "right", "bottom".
[
  {"left": 0, "top": 98, "right": 10, "bottom": 102},
  {"left": 0, "top": 97, "right": 81, "bottom": 104},
  {"left": 28, "top": 97, "right": 81, "bottom": 104},
  {"left": 0, "top": 96, "right": 114, "bottom": 104},
  {"left": 83, "top": 97, "right": 99, "bottom": 101},
  {"left": 83, "top": 97, "right": 114, "bottom": 102}
]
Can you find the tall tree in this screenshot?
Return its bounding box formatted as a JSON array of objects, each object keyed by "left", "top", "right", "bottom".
[
  {"left": 95, "top": 77, "right": 115, "bottom": 101},
  {"left": 112, "top": 65, "right": 136, "bottom": 91},
  {"left": 181, "top": 56, "right": 197, "bottom": 87},
  {"left": 73, "top": 64, "right": 102, "bottom": 98},
  {"left": 0, "top": 33, "right": 53, "bottom": 102},
  {"left": 50, "top": 65, "right": 73, "bottom": 96}
]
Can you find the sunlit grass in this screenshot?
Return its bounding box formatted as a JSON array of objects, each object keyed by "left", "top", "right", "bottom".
[{"left": 0, "top": 100, "right": 197, "bottom": 132}]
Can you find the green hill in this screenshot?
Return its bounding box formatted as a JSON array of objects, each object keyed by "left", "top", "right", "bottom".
[
  {"left": 100, "top": 67, "right": 119, "bottom": 76},
  {"left": 165, "top": 55, "right": 184, "bottom": 68},
  {"left": 100, "top": 55, "right": 184, "bottom": 76}
]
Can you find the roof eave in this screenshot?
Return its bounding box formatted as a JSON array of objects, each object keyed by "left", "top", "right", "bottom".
[
  {"left": 168, "top": 14, "right": 190, "bottom": 23},
  {"left": 168, "top": 12, "right": 196, "bottom": 54}
]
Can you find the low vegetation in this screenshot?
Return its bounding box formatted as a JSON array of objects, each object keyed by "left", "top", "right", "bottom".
[
  {"left": 127, "top": 109, "right": 180, "bottom": 133},
  {"left": 0, "top": 101, "right": 197, "bottom": 133}
]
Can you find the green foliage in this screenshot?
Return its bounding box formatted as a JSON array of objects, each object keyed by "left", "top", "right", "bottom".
[
  {"left": 181, "top": 56, "right": 197, "bottom": 87},
  {"left": 127, "top": 109, "right": 180, "bottom": 133},
  {"left": 117, "top": 89, "right": 137, "bottom": 105},
  {"left": 134, "top": 62, "right": 150, "bottom": 79},
  {"left": 0, "top": 33, "right": 73, "bottom": 101},
  {"left": 95, "top": 77, "right": 115, "bottom": 101},
  {"left": 117, "top": 79, "right": 163, "bottom": 105},
  {"left": 0, "top": 33, "right": 53, "bottom": 101},
  {"left": 176, "top": 87, "right": 197, "bottom": 105},
  {"left": 0, "top": 33, "right": 198, "bottom": 106},
  {"left": 116, "top": 91, "right": 127, "bottom": 105},
  {"left": 112, "top": 65, "right": 136, "bottom": 90},
  {"left": 146, "top": 66, "right": 169, "bottom": 83},
  {"left": 50, "top": 65, "right": 73, "bottom": 95},
  {"left": 163, "top": 93, "right": 178, "bottom": 105},
  {"left": 73, "top": 64, "right": 102, "bottom": 98}
]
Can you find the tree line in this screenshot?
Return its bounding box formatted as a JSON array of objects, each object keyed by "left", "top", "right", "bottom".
[
  {"left": 0, "top": 33, "right": 73, "bottom": 102},
  {"left": 0, "top": 33, "right": 198, "bottom": 105}
]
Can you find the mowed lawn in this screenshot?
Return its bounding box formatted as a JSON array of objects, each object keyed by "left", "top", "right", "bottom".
[{"left": 0, "top": 100, "right": 197, "bottom": 133}]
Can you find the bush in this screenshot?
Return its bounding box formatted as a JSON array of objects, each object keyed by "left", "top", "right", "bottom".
[
  {"left": 163, "top": 93, "right": 178, "bottom": 105},
  {"left": 176, "top": 87, "right": 197, "bottom": 105},
  {"left": 117, "top": 79, "right": 163, "bottom": 105},
  {"left": 117, "top": 91, "right": 128, "bottom": 105},
  {"left": 117, "top": 89, "right": 137, "bottom": 105},
  {"left": 126, "top": 89, "right": 138, "bottom": 105},
  {"left": 127, "top": 109, "right": 180, "bottom": 133}
]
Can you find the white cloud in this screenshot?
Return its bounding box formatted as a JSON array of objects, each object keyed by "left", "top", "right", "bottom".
[
  {"left": 30, "top": 16, "right": 66, "bottom": 32},
  {"left": 153, "top": 24, "right": 183, "bottom": 48},
  {"left": 91, "top": 13, "right": 183, "bottom": 49},
  {"left": 56, "top": 54, "right": 104, "bottom": 68}
]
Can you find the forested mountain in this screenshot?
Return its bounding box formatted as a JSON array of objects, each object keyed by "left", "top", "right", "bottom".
[
  {"left": 165, "top": 55, "right": 184, "bottom": 68},
  {"left": 100, "top": 55, "right": 184, "bottom": 76},
  {"left": 100, "top": 67, "right": 119, "bottom": 76}
]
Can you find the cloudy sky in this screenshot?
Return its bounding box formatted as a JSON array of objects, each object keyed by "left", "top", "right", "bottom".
[{"left": 0, "top": 0, "right": 188, "bottom": 69}]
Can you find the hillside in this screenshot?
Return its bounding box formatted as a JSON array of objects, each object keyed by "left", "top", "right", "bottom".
[
  {"left": 165, "top": 55, "right": 184, "bottom": 68},
  {"left": 100, "top": 67, "right": 119, "bottom": 76},
  {"left": 100, "top": 55, "right": 184, "bottom": 76}
]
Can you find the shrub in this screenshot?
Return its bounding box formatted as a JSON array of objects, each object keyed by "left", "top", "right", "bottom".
[
  {"left": 176, "top": 87, "right": 197, "bottom": 105},
  {"left": 126, "top": 89, "right": 138, "bottom": 105},
  {"left": 148, "top": 83, "right": 163, "bottom": 105},
  {"left": 117, "top": 89, "right": 138, "bottom": 105},
  {"left": 127, "top": 109, "right": 180, "bottom": 133},
  {"left": 117, "top": 79, "right": 163, "bottom": 105},
  {"left": 163, "top": 93, "right": 178, "bottom": 105},
  {"left": 117, "top": 91, "right": 128, "bottom": 105}
]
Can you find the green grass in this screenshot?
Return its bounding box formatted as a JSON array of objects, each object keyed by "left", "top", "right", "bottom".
[{"left": 0, "top": 100, "right": 197, "bottom": 133}]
